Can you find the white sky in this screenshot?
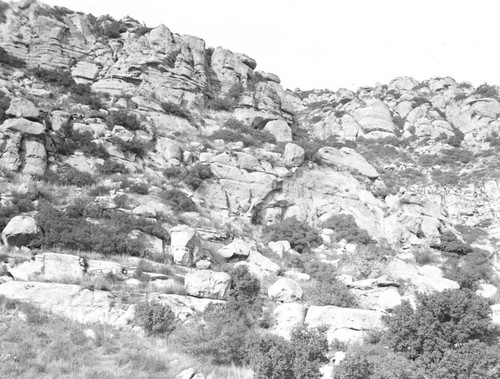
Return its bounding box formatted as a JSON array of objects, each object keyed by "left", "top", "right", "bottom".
[{"left": 37, "top": 0, "right": 500, "bottom": 91}]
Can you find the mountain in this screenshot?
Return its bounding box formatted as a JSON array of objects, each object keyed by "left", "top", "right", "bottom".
[{"left": 0, "top": 1, "right": 500, "bottom": 378}]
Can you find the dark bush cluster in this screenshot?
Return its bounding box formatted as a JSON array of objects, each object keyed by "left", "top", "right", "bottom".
[
  {"left": 163, "top": 163, "right": 213, "bottom": 190},
  {"left": 334, "top": 289, "right": 500, "bottom": 378},
  {"left": 322, "top": 214, "right": 374, "bottom": 245},
  {"left": 87, "top": 14, "right": 126, "bottom": 39},
  {"left": 442, "top": 248, "right": 492, "bottom": 290},
  {"left": 437, "top": 231, "right": 473, "bottom": 255},
  {"left": 110, "top": 137, "right": 149, "bottom": 158},
  {"left": 208, "top": 117, "right": 276, "bottom": 147},
  {"left": 0, "top": 91, "right": 10, "bottom": 124},
  {"left": 0, "top": 46, "right": 25, "bottom": 68},
  {"left": 160, "top": 102, "right": 192, "bottom": 121},
  {"left": 0, "top": 191, "right": 36, "bottom": 231},
  {"left": 97, "top": 160, "right": 129, "bottom": 175},
  {"left": 41, "top": 166, "right": 96, "bottom": 187},
  {"left": 54, "top": 122, "right": 109, "bottom": 158},
  {"left": 30, "top": 199, "right": 169, "bottom": 255},
  {"left": 473, "top": 83, "right": 500, "bottom": 100},
  {"left": 106, "top": 111, "right": 143, "bottom": 131},
  {"left": 134, "top": 300, "right": 176, "bottom": 336},
  {"left": 263, "top": 217, "right": 321, "bottom": 254},
  {"left": 158, "top": 189, "right": 197, "bottom": 213},
  {"left": 206, "top": 83, "right": 245, "bottom": 111}
]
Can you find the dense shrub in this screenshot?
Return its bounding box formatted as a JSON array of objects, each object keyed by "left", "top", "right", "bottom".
[
  {"left": 340, "top": 244, "right": 394, "bottom": 279},
  {"left": 437, "top": 231, "right": 473, "bottom": 255},
  {"left": 0, "top": 47, "right": 25, "bottom": 68},
  {"left": 110, "top": 137, "right": 148, "bottom": 158},
  {"left": 431, "top": 169, "right": 460, "bottom": 186},
  {"left": 97, "top": 160, "right": 129, "bottom": 175},
  {"left": 382, "top": 289, "right": 499, "bottom": 366},
  {"left": 0, "top": 92, "right": 10, "bottom": 124},
  {"left": 206, "top": 83, "right": 244, "bottom": 111},
  {"left": 304, "top": 279, "right": 358, "bottom": 307},
  {"left": 160, "top": 102, "right": 192, "bottom": 120},
  {"left": 263, "top": 217, "right": 321, "bottom": 254},
  {"left": 88, "top": 15, "right": 126, "bottom": 39},
  {"left": 182, "top": 163, "right": 213, "bottom": 190},
  {"left": 321, "top": 214, "right": 374, "bottom": 245},
  {"left": 54, "top": 122, "right": 109, "bottom": 159},
  {"left": 442, "top": 249, "right": 492, "bottom": 290},
  {"left": 158, "top": 189, "right": 196, "bottom": 213},
  {"left": 249, "top": 326, "right": 329, "bottom": 379},
  {"left": 30, "top": 200, "right": 169, "bottom": 255},
  {"left": 30, "top": 67, "right": 76, "bottom": 90},
  {"left": 106, "top": 111, "right": 142, "bottom": 131},
  {"left": 208, "top": 120, "right": 276, "bottom": 147},
  {"left": 42, "top": 166, "right": 96, "bottom": 187},
  {"left": 134, "top": 300, "right": 176, "bottom": 336},
  {"left": 473, "top": 83, "right": 500, "bottom": 99},
  {"left": 226, "top": 266, "right": 262, "bottom": 324}
]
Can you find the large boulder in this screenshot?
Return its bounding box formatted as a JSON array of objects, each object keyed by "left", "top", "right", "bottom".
[
  {"left": 9, "top": 252, "right": 86, "bottom": 282},
  {"left": 1, "top": 215, "right": 40, "bottom": 247},
  {"left": 282, "top": 143, "right": 305, "bottom": 167},
  {"left": 184, "top": 270, "right": 231, "bottom": 300},
  {"left": 217, "top": 238, "right": 256, "bottom": 259},
  {"left": 268, "top": 277, "right": 303, "bottom": 302},
  {"left": 305, "top": 305, "right": 385, "bottom": 344},
  {"left": 6, "top": 98, "right": 40, "bottom": 120},
  {"left": 264, "top": 120, "right": 292, "bottom": 142},
  {"left": 272, "top": 302, "right": 306, "bottom": 339},
  {"left": 170, "top": 225, "right": 200, "bottom": 266},
  {"left": 1, "top": 118, "right": 45, "bottom": 135},
  {"left": 148, "top": 293, "right": 224, "bottom": 321},
  {"left": 352, "top": 99, "right": 395, "bottom": 134},
  {"left": 0, "top": 281, "right": 134, "bottom": 326},
  {"left": 317, "top": 147, "right": 379, "bottom": 178}
]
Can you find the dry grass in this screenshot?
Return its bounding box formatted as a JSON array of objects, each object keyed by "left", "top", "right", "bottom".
[{"left": 0, "top": 296, "right": 252, "bottom": 379}]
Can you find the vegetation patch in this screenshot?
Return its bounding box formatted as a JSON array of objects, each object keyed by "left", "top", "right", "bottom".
[{"left": 263, "top": 217, "right": 321, "bottom": 254}]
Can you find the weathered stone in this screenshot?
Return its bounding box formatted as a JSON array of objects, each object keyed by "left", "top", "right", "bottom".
[
  {"left": 264, "top": 120, "right": 292, "bottom": 142},
  {"left": 0, "top": 281, "right": 134, "bottom": 326},
  {"left": 317, "top": 147, "right": 379, "bottom": 178},
  {"left": 268, "top": 277, "right": 303, "bottom": 302},
  {"left": 283, "top": 143, "right": 305, "bottom": 167},
  {"left": 86, "top": 260, "right": 126, "bottom": 278},
  {"left": 268, "top": 240, "right": 291, "bottom": 257},
  {"left": 1, "top": 118, "right": 45, "bottom": 135},
  {"left": 132, "top": 205, "right": 157, "bottom": 218},
  {"left": 170, "top": 225, "right": 200, "bottom": 266},
  {"left": 217, "top": 238, "right": 256, "bottom": 259},
  {"left": 1, "top": 215, "right": 40, "bottom": 247},
  {"left": 128, "top": 230, "right": 164, "bottom": 257},
  {"left": 6, "top": 98, "right": 40, "bottom": 119},
  {"left": 112, "top": 125, "right": 135, "bottom": 142},
  {"left": 272, "top": 302, "right": 306, "bottom": 338},
  {"left": 184, "top": 270, "right": 231, "bottom": 300},
  {"left": 148, "top": 293, "right": 224, "bottom": 321}
]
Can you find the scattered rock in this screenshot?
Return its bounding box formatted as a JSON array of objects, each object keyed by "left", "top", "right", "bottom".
[
  {"left": 217, "top": 238, "right": 256, "bottom": 259},
  {"left": 170, "top": 225, "right": 200, "bottom": 266},
  {"left": 282, "top": 143, "right": 305, "bottom": 167},
  {"left": 268, "top": 277, "right": 303, "bottom": 302},
  {"left": 264, "top": 120, "right": 292, "bottom": 142},
  {"left": 317, "top": 147, "right": 379, "bottom": 178},
  {"left": 1, "top": 215, "right": 41, "bottom": 247},
  {"left": 184, "top": 270, "right": 231, "bottom": 300}
]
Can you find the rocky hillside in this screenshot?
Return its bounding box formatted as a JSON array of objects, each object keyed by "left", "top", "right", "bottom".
[{"left": 1, "top": 1, "right": 500, "bottom": 378}]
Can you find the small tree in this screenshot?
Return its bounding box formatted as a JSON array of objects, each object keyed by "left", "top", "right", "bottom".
[{"left": 134, "top": 300, "right": 176, "bottom": 336}]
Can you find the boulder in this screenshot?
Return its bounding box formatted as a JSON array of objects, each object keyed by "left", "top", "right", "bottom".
[
  {"left": 352, "top": 99, "right": 394, "bottom": 134},
  {"left": 268, "top": 277, "right": 303, "bottom": 302},
  {"left": 71, "top": 61, "right": 100, "bottom": 82},
  {"left": 155, "top": 137, "right": 183, "bottom": 162},
  {"left": 272, "top": 302, "right": 306, "bottom": 338},
  {"left": 305, "top": 305, "right": 385, "bottom": 344},
  {"left": 317, "top": 147, "right": 379, "bottom": 178},
  {"left": 1, "top": 118, "right": 45, "bottom": 135},
  {"left": 132, "top": 205, "right": 157, "bottom": 218},
  {"left": 22, "top": 138, "right": 47, "bottom": 175},
  {"left": 477, "top": 284, "right": 498, "bottom": 299},
  {"left": 217, "top": 238, "right": 256, "bottom": 259},
  {"left": 352, "top": 287, "right": 402, "bottom": 312},
  {"left": 6, "top": 98, "right": 40, "bottom": 120},
  {"left": 170, "top": 225, "right": 200, "bottom": 266},
  {"left": 149, "top": 293, "right": 224, "bottom": 321},
  {"left": 112, "top": 125, "right": 135, "bottom": 142},
  {"left": 492, "top": 304, "right": 500, "bottom": 325},
  {"left": 247, "top": 250, "right": 281, "bottom": 275},
  {"left": 268, "top": 240, "right": 291, "bottom": 257},
  {"left": 0, "top": 281, "right": 134, "bottom": 326},
  {"left": 264, "top": 120, "right": 292, "bottom": 142},
  {"left": 282, "top": 143, "right": 305, "bottom": 167},
  {"left": 184, "top": 270, "right": 231, "bottom": 300},
  {"left": 86, "top": 260, "right": 127, "bottom": 278},
  {"left": 1, "top": 215, "right": 40, "bottom": 247},
  {"left": 127, "top": 230, "right": 164, "bottom": 257}
]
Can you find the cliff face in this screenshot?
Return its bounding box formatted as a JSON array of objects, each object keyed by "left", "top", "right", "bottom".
[{"left": 1, "top": 0, "right": 500, "bottom": 257}]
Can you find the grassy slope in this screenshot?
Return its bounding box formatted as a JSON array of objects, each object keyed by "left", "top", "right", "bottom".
[{"left": 0, "top": 296, "right": 252, "bottom": 379}]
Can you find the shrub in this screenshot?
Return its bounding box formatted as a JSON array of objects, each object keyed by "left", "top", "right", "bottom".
[
  {"left": 304, "top": 279, "right": 358, "bottom": 307},
  {"left": 106, "top": 111, "right": 142, "bottom": 131},
  {"left": 30, "top": 67, "right": 76, "bottom": 90},
  {"left": 42, "top": 166, "right": 96, "bottom": 187},
  {"left": 54, "top": 123, "right": 109, "bottom": 159},
  {"left": 183, "top": 163, "right": 213, "bottom": 190},
  {"left": 290, "top": 326, "right": 329, "bottom": 379},
  {"left": 474, "top": 83, "right": 499, "bottom": 99},
  {"left": 0, "top": 46, "right": 25, "bottom": 68},
  {"left": 442, "top": 249, "right": 492, "bottom": 290},
  {"left": 438, "top": 231, "right": 473, "bottom": 255},
  {"left": 207, "top": 83, "right": 244, "bottom": 111},
  {"left": 134, "top": 300, "right": 176, "bottom": 336},
  {"left": 110, "top": 137, "right": 148, "bottom": 158},
  {"left": 321, "top": 214, "right": 374, "bottom": 245},
  {"left": 431, "top": 169, "right": 460, "bottom": 186},
  {"left": 97, "top": 160, "right": 129, "bottom": 175},
  {"left": 382, "top": 289, "right": 499, "bottom": 366},
  {"left": 226, "top": 266, "right": 261, "bottom": 324},
  {"left": 263, "top": 217, "right": 321, "bottom": 254},
  {"left": 247, "top": 333, "right": 295, "bottom": 379},
  {"left": 0, "top": 92, "right": 11, "bottom": 125},
  {"left": 158, "top": 189, "right": 196, "bottom": 213},
  {"left": 160, "top": 102, "right": 192, "bottom": 120}
]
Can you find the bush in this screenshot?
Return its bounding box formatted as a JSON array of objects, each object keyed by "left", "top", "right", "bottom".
[
  {"left": 160, "top": 102, "right": 192, "bottom": 120},
  {"left": 247, "top": 333, "right": 295, "bottom": 379},
  {"left": 54, "top": 123, "right": 109, "bottom": 159},
  {"left": 106, "top": 111, "right": 142, "bottom": 131},
  {"left": 158, "top": 189, "right": 196, "bottom": 213},
  {"left": 110, "top": 137, "right": 148, "bottom": 158},
  {"left": 382, "top": 289, "right": 499, "bottom": 366},
  {"left": 264, "top": 217, "right": 321, "bottom": 254},
  {"left": 42, "top": 166, "right": 96, "bottom": 187},
  {"left": 442, "top": 249, "right": 492, "bottom": 290},
  {"left": 321, "top": 214, "right": 374, "bottom": 245},
  {"left": 304, "top": 279, "right": 358, "bottom": 307},
  {"left": 438, "top": 231, "right": 473, "bottom": 255},
  {"left": 206, "top": 83, "right": 244, "bottom": 111},
  {"left": 0, "top": 47, "right": 25, "bottom": 68},
  {"left": 226, "top": 266, "right": 262, "bottom": 324},
  {"left": 474, "top": 83, "right": 499, "bottom": 100},
  {"left": 0, "top": 92, "right": 10, "bottom": 124},
  {"left": 97, "top": 160, "right": 129, "bottom": 175},
  {"left": 134, "top": 300, "right": 176, "bottom": 336},
  {"left": 183, "top": 163, "right": 213, "bottom": 190},
  {"left": 30, "top": 67, "right": 76, "bottom": 90}
]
